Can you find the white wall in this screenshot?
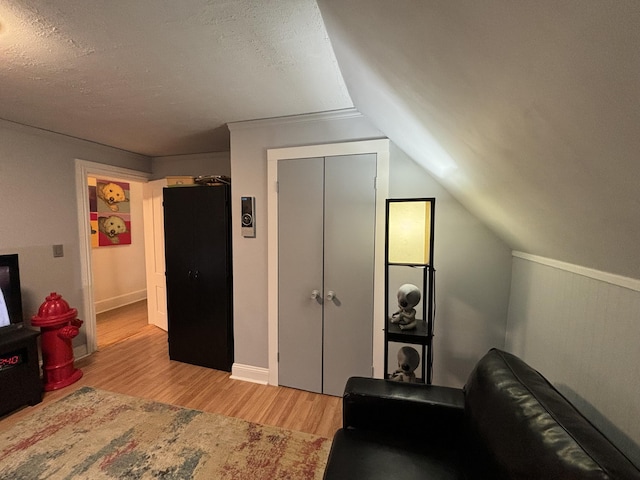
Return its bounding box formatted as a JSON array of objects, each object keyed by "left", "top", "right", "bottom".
[
  {"left": 0, "top": 119, "right": 151, "bottom": 347},
  {"left": 389, "top": 144, "right": 512, "bottom": 386},
  {"left": 91, "top": 180, "right": 147, "bottom": 313},
  {"left": 229, "top": 111, "right": 512, "bottom": 387},
  {"left": 229, "top": 111, "right": 386, "bottom": 371},
  {"left": 151, "top": 152, "right": 231, "bottom": 180},
  {"left": 506, "top": 255, "right": 640, "bottom": 465}
]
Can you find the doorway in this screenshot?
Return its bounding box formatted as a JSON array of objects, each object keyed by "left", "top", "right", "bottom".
[
  {"left": 90, "top": 175, "right": 148, "bottom": 348},
  {"left": 75, "top": 160, "right": 151, "bottom": 354}
]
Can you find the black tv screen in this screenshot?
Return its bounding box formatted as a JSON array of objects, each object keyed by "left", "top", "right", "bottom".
[{"left": 0, "top": 254, "right": 24, "bottom": 329}]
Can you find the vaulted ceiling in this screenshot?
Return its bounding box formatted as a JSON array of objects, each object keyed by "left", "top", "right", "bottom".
[
  {"left": 318, "top": 0, "right": 640, "bottom": 280},
  {"left": 1, "top": 1, "right": 638, "bottom": 279}
]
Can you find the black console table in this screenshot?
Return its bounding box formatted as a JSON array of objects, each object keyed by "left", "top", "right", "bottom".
[{"left": 0, "top": 328, "right": 42, "bottom": 416}]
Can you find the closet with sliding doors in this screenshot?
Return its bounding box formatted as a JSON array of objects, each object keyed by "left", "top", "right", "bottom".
[{"left": 277, "top": 154, "right": 376, "bottom": 396}]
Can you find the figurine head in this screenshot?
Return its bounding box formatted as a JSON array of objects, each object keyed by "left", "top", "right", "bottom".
[
  {"left": 397, "top": 283, "right": 421, "bottom": 311},
  {"left": 397, "top": 346, "right": 420, "bottom": 374}
]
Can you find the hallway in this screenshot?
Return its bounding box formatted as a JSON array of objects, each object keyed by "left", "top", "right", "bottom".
[{"left": 96, "top": 300, "right": 148, "bottom": 349}]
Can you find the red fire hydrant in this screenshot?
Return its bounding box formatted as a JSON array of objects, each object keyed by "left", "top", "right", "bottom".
[{"left": 31, "top": 292, "right": 83, "bottom": 391}]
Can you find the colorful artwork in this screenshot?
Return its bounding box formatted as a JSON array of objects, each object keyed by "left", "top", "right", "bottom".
[{"left": 88, "top": 177, "right": 132, "bottom": 247}]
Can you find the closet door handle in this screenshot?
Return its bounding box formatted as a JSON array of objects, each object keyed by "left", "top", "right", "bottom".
[
  {"left": 326, "top": 290, "right": 336, "bottom": 301},
  {"left": 311, "top": 289, "right": 323, "bottom": 304}
]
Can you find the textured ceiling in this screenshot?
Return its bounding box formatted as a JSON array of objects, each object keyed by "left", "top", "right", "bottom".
[
  {"left": 0, "top": 0, "right": 351, "bottom": 156},
  {"left": 1, "top": 0, "right": 639, "bottom": 279},
  {"left": 318, "top": 0, "right": 640, "bottom": 279}
]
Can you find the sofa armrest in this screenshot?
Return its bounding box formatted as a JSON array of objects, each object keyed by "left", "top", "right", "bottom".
[{"left": 342, "top": 377, "right": 465, "bottom": 440}]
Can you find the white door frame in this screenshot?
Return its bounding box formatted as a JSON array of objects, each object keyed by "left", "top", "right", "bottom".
[
  {"left": 75, "top": 159, "right": 151, "bottom": 354},
  {"left": 266, "top": 139, "right": 390, "bottom": 386}
]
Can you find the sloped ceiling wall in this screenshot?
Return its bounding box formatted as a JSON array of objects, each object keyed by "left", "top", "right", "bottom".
[{"left": 318, "top": 0, "right": 640, "bottom": 280}]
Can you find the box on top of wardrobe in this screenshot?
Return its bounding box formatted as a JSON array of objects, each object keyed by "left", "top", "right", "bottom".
[
  {"left": 166, "top": 175, "right": 231, "bottom": 187},
  {"left": 166, "top": 176, "right": 195, "bottom": 186}
]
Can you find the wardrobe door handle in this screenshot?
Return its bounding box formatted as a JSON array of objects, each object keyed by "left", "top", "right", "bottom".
[{"left": 326, "top": 290, "right": 336, "bottom": 301}]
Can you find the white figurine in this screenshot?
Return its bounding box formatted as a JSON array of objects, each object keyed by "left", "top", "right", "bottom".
[
  {"left": 389, "top": 346, "right": 420, "bottom": 382},
  {"left": 390, "top": 283, "right": 421, "bottom": 330}
]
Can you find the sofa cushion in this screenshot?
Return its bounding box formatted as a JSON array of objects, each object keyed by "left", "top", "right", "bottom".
[
  {"left": 323, "top": 428, "right": 469, "bottom": 480},
  {"left": 342, "top": 377, "right": 465, "bottom": 439},
  {"left": 464, "top": 349, "right": 640, "bottom": 479}
]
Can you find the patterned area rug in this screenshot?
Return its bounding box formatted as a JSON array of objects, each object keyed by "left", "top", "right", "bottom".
[{"left": 0, "top": 387, "right": 331, "bottom": 479}]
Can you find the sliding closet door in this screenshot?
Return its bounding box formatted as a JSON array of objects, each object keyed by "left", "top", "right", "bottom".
[
  {"left": 278, "top": 157, "right": 325, "bottom": 393},
  {"left": 322, "top": 154, "right": 376, "bottom": 396}
]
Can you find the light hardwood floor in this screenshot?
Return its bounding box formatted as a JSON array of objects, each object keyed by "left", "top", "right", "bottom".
[
  {"left": 96, "top": 300, "right": 149, "bottom": 348},
  {"left": 1, "top": 302, "right": 343, "bottom": 439}
]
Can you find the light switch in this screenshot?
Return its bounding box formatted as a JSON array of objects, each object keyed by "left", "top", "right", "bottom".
[{"left": 53, "top": 244, "right": 64, "bottom": 258}]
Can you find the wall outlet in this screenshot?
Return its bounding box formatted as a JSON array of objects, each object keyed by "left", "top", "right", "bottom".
[{"left": 53, "top": 244, "right": 64, "bottom": 258}]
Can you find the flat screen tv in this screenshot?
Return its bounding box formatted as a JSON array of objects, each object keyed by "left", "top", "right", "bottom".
[{"left": 0, "top": 254, "right": 24, "bottom": 331}]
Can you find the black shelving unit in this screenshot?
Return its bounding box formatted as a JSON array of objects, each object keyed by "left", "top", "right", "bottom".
[{"left": 384, "top": 198, "right": 435, "bottom": 384}]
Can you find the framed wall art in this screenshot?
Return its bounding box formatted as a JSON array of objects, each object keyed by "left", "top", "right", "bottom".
[{"left": 88, "top": 177, "right": 132, "bottom": 247}]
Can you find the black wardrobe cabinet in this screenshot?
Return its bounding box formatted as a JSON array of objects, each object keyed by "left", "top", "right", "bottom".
[{"left": 163, "top": 184, "right": 234, "bottom": 372}]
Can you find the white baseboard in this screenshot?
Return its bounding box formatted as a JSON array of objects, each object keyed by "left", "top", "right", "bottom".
[
  {"left": 94, "top": 290, "right": 147, "bottom": 314},
  {"left": 230, "top": 363, "right": 270, "bottom": 385},
  {"left": 74, "top": 343, "right": 89, "bottom": 361}
]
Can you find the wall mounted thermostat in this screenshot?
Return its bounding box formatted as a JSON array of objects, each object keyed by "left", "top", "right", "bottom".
[{"left": 241, "top": 196, "right": 256, "bottom": 238}]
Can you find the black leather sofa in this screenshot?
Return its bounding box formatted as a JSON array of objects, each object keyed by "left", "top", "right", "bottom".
[{"left": 323, "top": 348, "right": 640, "bottom": 479}]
